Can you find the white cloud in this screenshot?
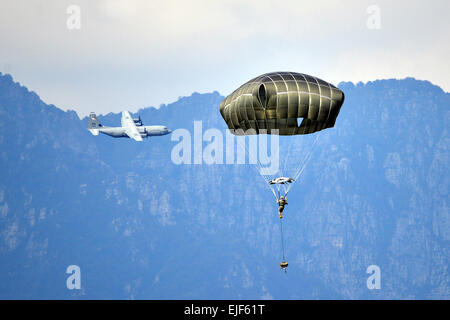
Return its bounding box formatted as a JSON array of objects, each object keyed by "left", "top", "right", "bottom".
[{"left": 0, "top": 0, "right": 448, "bottom": 116}]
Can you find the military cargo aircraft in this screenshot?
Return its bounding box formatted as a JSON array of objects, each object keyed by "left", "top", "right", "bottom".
[{"left": 88, "top": 111, "right": 171, "bottom": 141}]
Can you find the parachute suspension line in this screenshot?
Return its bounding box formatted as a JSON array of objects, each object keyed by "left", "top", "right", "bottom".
[
  {"left": 269, "top": 185, "right": 278, "bottom": 199},
  {"left": 291, "top": 132, "right": 320, "bottom": 181},
  {"left": 278, "top": 138, "right": 295, "bottom": 195},
  {"left": 282, "top": 183, "right": 288, "bottom": 197},
  {"left": 236, "top": 135, "right": 277, "bottom": 198},
  {"left": 280, "top": 140, "right": 291, "bottom": 178},
  {"left": 246, "top": 137, "right": 271, "bottom": 182},
  {"left": 294, "top": 132, "right": 320, "bottom": 182},
  {"left": 285, "top": 132, "right": 321, "bottom": 196}
]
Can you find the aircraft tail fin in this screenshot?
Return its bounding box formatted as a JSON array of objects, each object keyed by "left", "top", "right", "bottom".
[{"left": 88, "top": 112, "right": 101, "bottom": 135}]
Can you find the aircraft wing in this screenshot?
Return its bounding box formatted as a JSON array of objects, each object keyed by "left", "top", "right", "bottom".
[{"left": 122, "top": 111, "right": 143, "bottom": 141}]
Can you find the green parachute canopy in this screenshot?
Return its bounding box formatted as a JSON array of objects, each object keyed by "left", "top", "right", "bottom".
[{"left": 219, "top": 71, "right": 345, "bottom": 135}]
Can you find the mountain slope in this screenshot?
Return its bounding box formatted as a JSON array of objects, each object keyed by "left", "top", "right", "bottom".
[{"left": 0, "top": 73, "right": 448, "bottom": 299}]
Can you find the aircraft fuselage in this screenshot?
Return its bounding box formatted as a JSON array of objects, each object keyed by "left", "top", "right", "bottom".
[
  {"left": 88, "top": 111, "right": 171, "bottom": 140},
  {"left": 96, "top": 125, "right": 170, "bottom": 138}
]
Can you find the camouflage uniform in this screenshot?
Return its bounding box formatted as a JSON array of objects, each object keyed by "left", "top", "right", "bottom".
[{"left": 277, "top": 196, "right": 288, "bottom": 219}]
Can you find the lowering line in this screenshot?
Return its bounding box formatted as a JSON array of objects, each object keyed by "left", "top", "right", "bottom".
[
  {"left": 279, "top": 217, "right": 288, "bottom": 273},
  {"left": 280, "top": 218, "right": 285, "bottom": 260}
]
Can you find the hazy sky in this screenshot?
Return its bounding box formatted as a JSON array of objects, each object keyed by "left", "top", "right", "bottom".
[{"left": 0, "top": 0, "right": 448, "bottom": 116}]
